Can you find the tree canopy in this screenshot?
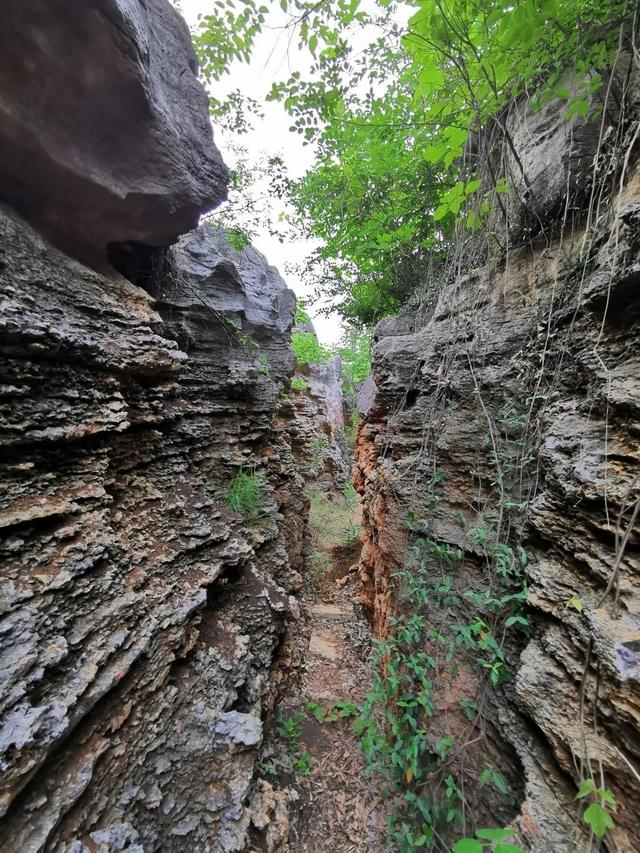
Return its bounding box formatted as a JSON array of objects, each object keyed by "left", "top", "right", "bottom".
[{"left": 193, "top": 0, "right": 630, "bottom": 325}]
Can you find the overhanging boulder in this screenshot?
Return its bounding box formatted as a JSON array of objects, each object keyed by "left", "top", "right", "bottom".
[{"left": 0, "top": 0, "right": 228, "bottom": 256}]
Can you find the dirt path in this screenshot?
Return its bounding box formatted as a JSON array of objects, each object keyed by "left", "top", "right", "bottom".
[
  {"left": 275, "top": 489, "right": 387, "bottom": 851},
  {"left": 250, "top": 492, "right": 386, "bottom": 853},
  {"left": 289, "top": 577, "right": 386, "bottom": 852}
]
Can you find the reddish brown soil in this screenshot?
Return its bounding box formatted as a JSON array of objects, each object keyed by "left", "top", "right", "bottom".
[{"left": 290, "top": 571, "right": 387, "bottom": 852}]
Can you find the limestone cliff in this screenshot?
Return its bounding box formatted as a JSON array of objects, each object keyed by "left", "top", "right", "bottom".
[
  {"left": 288, "top": 358, "right": 350, "bottom": 495},
  {"left": 355, "top": 73, "right": 640, "bottom": 850},
  {"left": 0, "top": 3, "right": 305, "bottom": 850}
]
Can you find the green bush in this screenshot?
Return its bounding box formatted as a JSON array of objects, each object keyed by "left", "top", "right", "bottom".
[{"left": 291, "top": 330, "right": 330, "bottom": 366}]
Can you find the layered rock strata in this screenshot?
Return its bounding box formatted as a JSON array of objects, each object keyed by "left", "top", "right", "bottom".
[
  {"left": 288, "top": 358, "right": 350, "bottom": 494},
  {"left": 0, "top": 2, "right": 304, "bottom": 850},
  {"left": 355, "top": 83, "right": 640, "bottom": 849},
  {"left": 0, "top": 208, "right": 305, "bottom": 851}
]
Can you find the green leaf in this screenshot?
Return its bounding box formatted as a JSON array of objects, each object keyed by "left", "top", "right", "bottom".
[
  {"left": 479, "top": 767, "right": 492, "bottom": 785},
  {"left": 566, "top": 596, "right": 583, "bottom": 612},
  {"left": 583, "top": 803, "right": 614, "bottom": 838},
  {"left": 597, "top": 788, "right": 617, "bottom": 808},
  {"left": 492, "top": 771, "right": 509, "bottom": 794},
  {"left": 476, "top": 828, "right": 514, "bottom": 841},
  {"left": 435, "top": 735, "right": 455, "bottom": 759},
  {"left": 452, "top": 840, "right": 484, "bottom": 853},
  {"left": 576, "top": 778, "right": 596, "bottom": 799}
]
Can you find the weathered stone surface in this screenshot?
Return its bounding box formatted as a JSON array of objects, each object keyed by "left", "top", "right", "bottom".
[
  {"left": 355, "top": 118, "right": 640, "bottom": 848},
  {"left": 478, "top": 65, "right": 638, "bottom": 245},
  {"left": 0, "top": 212, "right": 305, "bottom": 850},
  {"left": 288, "top": 357, "right": 350, "bottom": 494},
  {"left": 356, "top": 374, "right": 377, "bottom": 417},
  {"left": 0, "top": 0, "right": 228, "bottom": 256}
]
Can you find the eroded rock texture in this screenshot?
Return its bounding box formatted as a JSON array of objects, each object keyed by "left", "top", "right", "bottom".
[
  {"left": 0, "top": 4, "right": 308, "bottom": 847},
  {"left": 288, "top": 358, "right": 350, "bottom": 494},
  {"left": 355, "top": 85, "right": 640, "bottom": 849},
  {"left": 0, "top": 0, "right": 228, "bottom": 256},
  {"left": 0, "top": 209, "right": 306, "bottom": 850}
]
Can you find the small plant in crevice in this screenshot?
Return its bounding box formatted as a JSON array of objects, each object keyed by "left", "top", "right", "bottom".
[
  {"left": 226, "top": 468, "right": 265, "bottom": 521},
  {"left": 407, "top": 472, "right": 448, "bottom": 533},
  {"left": 257, "top": 351, "right": 271, "bottom": 378},
  {"left": 479, "top": 766, "right": 510, "bottom": 798},
  {"left": 294, "top": 750, "right": 312, "bottom": 777},
  {"left": 275, "top": 390, "right": 291, "bottom": 413},
  {"left": 272, "top": 703, "right": 360, "bottom": 781},
  {"left": 276, "top": 711, "right": 304, "bottom": 743},
  {"left": 291, "top": 375, "right": 309, "bottom": 391},
  {"left": 576, "top": 777, "right": 618, "bottom": 840},
  {"left": 305, "top": 699, "right": 358, "bottom": 723},
  {"left": 274, "top": 710, "right": 314, "bottom": 778},
  {"left": 257, "top": 760, "right": 278, "bottom": 779},
  {"left": 310, "top": 435, "right": 329, "bottom": 471}
]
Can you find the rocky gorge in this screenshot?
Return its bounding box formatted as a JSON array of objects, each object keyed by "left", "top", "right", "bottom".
[{"left": 0, "top": 2, "right": 639, "bottom": 853}]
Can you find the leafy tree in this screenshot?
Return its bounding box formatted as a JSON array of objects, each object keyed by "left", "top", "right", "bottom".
[
  {"left": 404, "top": 0, "right": 628, "bottom": 199},
  {"left": 336, "top": 327, "right": 372, "bottom": 398},
  {"left": 191, "top": 0, "right": 629, "bottom": 325},
  {"left": 294, "top": 299, "right": 312, "bottom": 326},
  {"left": 291, "top": 330, "right": 330, "bottom": 365}
]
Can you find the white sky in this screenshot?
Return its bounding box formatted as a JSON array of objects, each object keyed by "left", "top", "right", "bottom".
[{"left": 179, "top": 0, "right": 342, "bottom": 344}]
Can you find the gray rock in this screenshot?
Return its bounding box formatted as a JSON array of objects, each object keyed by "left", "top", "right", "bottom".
[
  {"left": 355, "top": 97, "right": 640, "bottom": 851},
  {"left": 168, "top": 224, "right": 297, "bottom": 383},
  {"left": 356, "top": 374, "right": 377, "bottom": 417},
  {"left": 0, "top": 211, "right": 306, "bottom": 850},
  {"left": 214, "top": 711, "right": 262, "bottom": 747},
  {"left": 288, "top": 355, "right": 351, "bottom": 494},
  {"left": 480, "top": 68, "right": 636, "bottom": 243},
  {"left": 0, "top": 0, "right": 228, "bottom": 255}
]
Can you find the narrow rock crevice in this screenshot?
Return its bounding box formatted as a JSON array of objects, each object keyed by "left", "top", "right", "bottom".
[{"left": 1, "top": 3, "right": 639, "bottom": 852}]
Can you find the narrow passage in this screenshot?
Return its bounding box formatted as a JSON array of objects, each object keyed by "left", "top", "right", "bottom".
[{"left": 270, "top": 489, "right": 387, "bottom": 851}]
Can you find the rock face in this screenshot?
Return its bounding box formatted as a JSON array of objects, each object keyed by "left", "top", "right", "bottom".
[
  {"left": 289, "top": 358, "right": 350, "bottom": 494},
  {"left": 0, "top": 210, "right": 305, "bottom": 850},
  {"left": 0, "top": 0, "right": 228, "bottom": 257},
  {"left": 355, "top": 85, "right": 640, "bottom": 848},
  {"left": 0, "top": 6, "right": 305, "bottom": 850}
]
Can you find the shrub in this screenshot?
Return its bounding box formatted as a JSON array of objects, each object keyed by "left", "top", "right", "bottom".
[{"left": 291, "top": 330, "right": 330, "bottom": 366}]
